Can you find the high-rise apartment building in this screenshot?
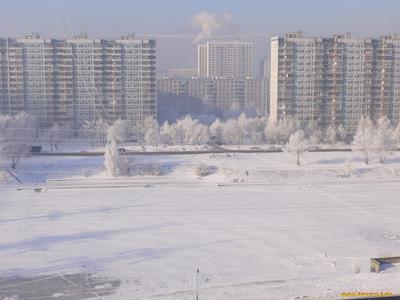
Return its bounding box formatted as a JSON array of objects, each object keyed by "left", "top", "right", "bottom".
[
  {"left": 0, "top": 34, "right": 56, "bottom": 126},
  {"left": 258, "top": 56, "right": 270, "bottom": 79},
  {"left": 0, "top": 33, "right": 156, "bottom": 129},
  {"left": 258, "top": 56, "right": 270, "bottom": 113},
  {"left": 197, "top": 40, "right": 253, "bottom": 79},
  {"left": 270, "top": 32, "right": 400, "bottom": 132},
  {"left": 197, "top": 44, "right": 208, "bottom": 78}
]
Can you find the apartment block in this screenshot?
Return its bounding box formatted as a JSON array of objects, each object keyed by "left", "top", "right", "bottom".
[
  {"left": 158, "top": 77, "right": 267, "bottom": 120},
  {"left": 197, "top": 40, "right": 253, "bottom": 79},
  {"left": 0, "top": 34, "right": 55, "bottom": 126},
  {"left": 270, "top": 32, "right": 400, "bottom": 132},
  {"left": 258, "top": 56, "right": 270, "bottom": 79},
  {"left": 0, "top": 33, "right": 156, "bottom": 129},
  {"left": 166, "top": 68, "right": 197, "bottom": 79}
]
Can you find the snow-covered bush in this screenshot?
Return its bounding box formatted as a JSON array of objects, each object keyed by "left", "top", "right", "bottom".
[
  {"left": 138, "top": 163, "right": 163, "bottom": 176},
  {"left": 352, "top": 117, "right": 375, "bottom": 164},
  {"left": 194, "top": 164, "right": 217, "bottom": 177},
  {"left": 83, "top": 168, "right": 93, "bottom": 178},
  {"left": 344, "top": 157, "right": 353, "bottom": 178},
  {"left": 286, "top": 130, "right": 309, "bottom": 166}
]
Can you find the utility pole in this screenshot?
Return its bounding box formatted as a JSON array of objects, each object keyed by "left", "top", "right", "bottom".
[{"left": 196, "top": 268, "right": 199, "bottom": 300}]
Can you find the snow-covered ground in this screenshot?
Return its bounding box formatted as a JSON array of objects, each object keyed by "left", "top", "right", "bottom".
[{"left": 1, "top": 151, "right": 400, "bottom": 299}]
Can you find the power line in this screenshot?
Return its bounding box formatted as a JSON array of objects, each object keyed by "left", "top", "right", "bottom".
[{"left": 49, "top": 0, "right": 110, "bottom": 126}]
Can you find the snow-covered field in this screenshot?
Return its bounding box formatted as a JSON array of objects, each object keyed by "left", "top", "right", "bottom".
[{"left": 1, "top": 151, "right": 400, "bottom": 299}]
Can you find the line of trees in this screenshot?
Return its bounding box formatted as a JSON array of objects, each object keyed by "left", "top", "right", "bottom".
[
  {"left": 1, "top": 112, "right": 400, "bottom": 170},
  {"left": 352, "top": 116, "right": 399, "bottom": 164},
  {"left": 78, "top": 114, "right": 354, "bottom": 148},
  {"left": 284, "top": 116, "right": 399, "bottom": 165},
  {"left": 140, "top": 114, "right": 350, "bottom": 147}
]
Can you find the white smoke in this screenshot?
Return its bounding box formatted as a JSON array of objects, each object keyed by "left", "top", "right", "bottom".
[{"left": 191, "top": 11, "right": 232, "bottom": 43}]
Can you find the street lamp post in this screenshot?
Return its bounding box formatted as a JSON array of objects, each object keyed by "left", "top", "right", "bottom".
[{"left": 196, "top": 268, "right": 199, "bottom": 300}]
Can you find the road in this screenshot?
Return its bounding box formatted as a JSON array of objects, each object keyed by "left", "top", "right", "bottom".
[{"left": 31, "top": 147, "right": 354, "bottom": 157}]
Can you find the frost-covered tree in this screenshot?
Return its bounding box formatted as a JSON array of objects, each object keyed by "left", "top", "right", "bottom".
[
  {"left": 104, "top": 138, "right": 120, "bottom": 177},
  {"left": 104, "top": 124, "right": 129, "bottom": 177},
  {"left": 246, "top": 117, "right": 266, "bottom": 144},
  {"left": 325, "top": 124, "right": 337, "bottom": 145},
  {"left": 170, "top": 116, "right": 191, "bottom": 144},
  {"left": 337, "top": 124, "right": 348, "bottom": 143},
  {"left": 279, "top": 116, "right": 300, "bottom": 143},
  {"left": 209, "top": 118, "right": 224, "bottom": 144},
  {"left": 301, "top": 120, "right": 322, "bottom": 146},
  {"left": 159, "top": 121, "right": 173, "bottom": 145},
  {"left": 265, "top": 116, "right": 299, "bottom": 144},
  {"left": 373, "top": 116, "right": 396, "bottom": 163},
  {"left": 286, "top": 130, "right": 309, "bottom": 166},
  {"left": 211, "top": 115, "right": 265, "bottom": 145},
  {"left": 189, "top": 123, "right": 209, "bottom": 145},
  {"left": 394, "top": 123, "right": 400, "bottom": 142},
  {"left": 223, "top": 119, "right": 241, "bottom": 146},
  {"left": 303, "top": 121, "right": 318, "bottom": 138},
  {"left": 0, "top": 113, "right": 38, "bottom": 169},
  {"left": 237, "top": 113, "right": 249, "bottom": 144},
  {"left": 169, "top": 115, "right": 209, "bottom": 145},
  {"left": 308, "top": 129, "right": 323, "bottom": 146},
  {"left": 83, "top": 119, "right": 109, "bottom": 145},
  {"left": 107, "top": 119, "right": 131, "bottom": 143},
  {"left": 264, "top": 117, "right": 279, "bottom": 143},
  {"left": 180, "top": 116, "right": 199, "bottom": 144},
  {"left": 169, "top": 123, "right": 184, "bottom": 145},
  {"left": 50, "top": 123, "right": 62, "bottom": 150},
  {"left": 352, "top": 116, "right": 375, "bottom": 164},
  {"left": 41, "top": 122, "right": 65, "bottom": 151},
  {"left": 143, "top": 117, "right": 160, "bottom": 147}
]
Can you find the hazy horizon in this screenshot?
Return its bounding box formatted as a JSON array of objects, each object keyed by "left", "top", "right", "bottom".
[{"left": 1, "top": 0, "right": 399, "bottom": 73}]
